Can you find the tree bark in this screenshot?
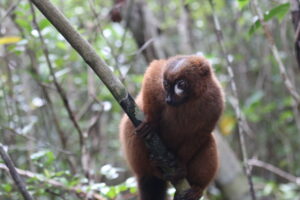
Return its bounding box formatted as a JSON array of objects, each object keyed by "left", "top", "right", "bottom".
[
  {"left": 122, "top": 1, "right": 168, "bottom": 62},
  {"left": 214, "top": 132, "right": 252, "bottom": 200},
  {"left": 290, "top": 0, "right": 300, "bottom": 69}
]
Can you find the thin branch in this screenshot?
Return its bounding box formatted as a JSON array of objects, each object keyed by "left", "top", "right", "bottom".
[
  {"left": 114, "top": 0, "right": 134, "bottom": 75},
  {"left": 87, "top": 0, "right": 124, "bottom": 80},
  {"left": 87, "top": 0, "right": 134, "bottom": 82},
  {"left": 252, "top": 0, "right": 300, "bottom": 106},
  {"left": 28, "top": 1, "right": 84, "bottom": 151},
  {"left": 26, "top": 48, "right": 77, "bottom": 173},
  {"left": 120, "top": 38, "right": 155, "bottom": 77},
  {"left": 252, "top": 0, "right": 300, "bottom": 138},
  {"left": 131, "top": 38, "right": 155, "bottom": 57},
  {"left": 28, "top": 1, "right": 87, "bottom": 176},
  {"left": 75, "top": 97, "right": 96, "bottom": 121},
  {"left": 248, "top": 158, "right": 300, "bottom": 185},
  {"left": 30, "top": 0, "right": 191, "bottom": 195},
  {"left": 0, "top": 144, "right": 34, "bottom": 200},
  {"left": 0, "top": 0, "right": 22, "bottom": 25},
  {"left": 1, "top": 126, "right": 74, "bottom": 156},
  {"left": 208, "top": 1, "right": 256, "bottom": 200},
  {"left": 0, "top": 163, "right": 105, "bottom": 200},
  {"left": 0, "top": 65, "right": 14, "bottom": 128}
]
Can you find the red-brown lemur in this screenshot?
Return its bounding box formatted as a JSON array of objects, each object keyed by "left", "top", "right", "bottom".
[{"left": 119, "top": 55, "right": 224, "bottom": 200}]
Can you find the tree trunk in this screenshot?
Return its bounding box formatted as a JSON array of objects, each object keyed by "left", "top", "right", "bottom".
[
  {"left": 214, "top": 132, "right": 251, "bottom": 200},
  {"left": 290, "top": 0, "right": 300, "bottom": 69}
]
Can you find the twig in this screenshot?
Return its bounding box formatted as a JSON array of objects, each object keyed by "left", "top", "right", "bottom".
[
  {"left": 0, "top": 0, "right": 22, "bottom": 25},
  {"left": 248, "top": 158, "right": 300, "bottom": 185},
  {"left": 30, "top": 0, "right": 191, "bottom": 195},
  {"left": 252, "top": 0, "right": 300, "bottom": 106},
  {"left": 252, "top": 0, "right": 300, "bottom": 138},
  {"left": 26, "top": 48, "right": 77, "bottom": 173},
  {"left": 131, "top": 38, "right": 155, "bottom": 57},
  {"left": 75, "top": 97, "right": 96, "bottom": 121},
  {"left": 122, "top": 38, "right": 155, "bottom": 77},
  {"left": 28, "top": 1, "right": 84, "bottom": 151},
  {"left": 1, "top": 126, "right": 74, "bottom": 156},
  {"left": 115, "top": 0, "right": 134, "bottom": 73},
  {"left": 0, "top": 144, "right": 34, "bottom": 200},
  {"left": 0, "top": 64, "right": 14, "bottom": 128},
  {"left": 88, "top": 0, "right": 134, "bottom": 81},
  {"left": 28, "top": 1, "right": 87, "bottom": 176},
  {"left": 87, "top": 0, "right": 124, "bottom": 79},
  {"left": 0, "top": 163, "right": 105, "bottom": 200},
  {"left": 208, "top": 1, "right": 257, "bottom": 199}
]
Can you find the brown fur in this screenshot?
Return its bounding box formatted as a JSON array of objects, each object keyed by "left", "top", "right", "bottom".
[{"left": 119, "top": 55, "right": 224, "bottom": 200}]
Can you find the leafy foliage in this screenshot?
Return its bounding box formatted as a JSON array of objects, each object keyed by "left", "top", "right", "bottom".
[
  {"left": 0, "top": 0, "right": 299, "bottom": 199},
  {"left": 238, "top": 0, "right": 250, "bottom": 9},
  {"left": 249, "top": 3, "right": 291, "bottom": 35}
]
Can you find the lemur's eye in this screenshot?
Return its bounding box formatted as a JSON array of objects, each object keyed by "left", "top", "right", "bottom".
[
  {"left": 177, "top": 80, "right": 186, "bottom": 89},
  {"left": 174, "top": 80, "right": 187, "bottom": 96}
]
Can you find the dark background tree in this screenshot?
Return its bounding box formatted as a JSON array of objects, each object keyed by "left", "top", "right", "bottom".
[{"left": 0, "top": 0, "right": 299, "bottom": 200}]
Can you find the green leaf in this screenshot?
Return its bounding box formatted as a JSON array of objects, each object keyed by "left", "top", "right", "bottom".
[
  {"left": 45, "top": 151, "right": 55, "bottom": 165},
  {"left": 264, "top": 3, "right": 290, "bottom": 22},
  {"left": 2, "top": 184, "right": 12, "bottom": 192},
  {"left": 238, "top": 0, "right": 250, "bottom": 9},
  {"left": 116, "top": 184, "right": 128, "bottom": 192},
  {"left": 248, "top": 3, "right": 290, "bottom": 36},
  {"left": 249, "top": 19, "right": 261, "bottom": 36},
  {"left": 30, "top": 150, "right": 55, "bottom": 166},
  {"left": 107, "top": 187, "right": 117, "bottom": 198},
  {"left": 243, "top": 91, "right": 264, "bottom": 122},
  {"left": 68, "top": 178, "right": 80, "bottom": 187},
  {"left": 244, "top": 90, "right": 264, "bottom": 109},
  {"left": 129, "top": 187, "right": 137, "bottom": 194},
  {"left": 280, "top": 110, "right": 293, "bottom": 122},
  {"left": 43, "top": 169, "right": 51, "bottom": 178},
  {"left": 54, "top": 171, "right": 65, "bottom": 177},
  {"left": 15, "top": 19, "right": 31, "bottom": 32},
  {"left": 56, "top": 41, "right": 67, "bottom": 50},
  {"left": 184, "top": 0, "right": 195, "bottom": 4},
  {"left": 38, "top": 18, "right": 51, "bottom": 30}
]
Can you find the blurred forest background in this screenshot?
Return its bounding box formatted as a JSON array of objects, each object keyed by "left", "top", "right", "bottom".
[{"left": 0, "top": 0, "right": 300, "bottom": 199}]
